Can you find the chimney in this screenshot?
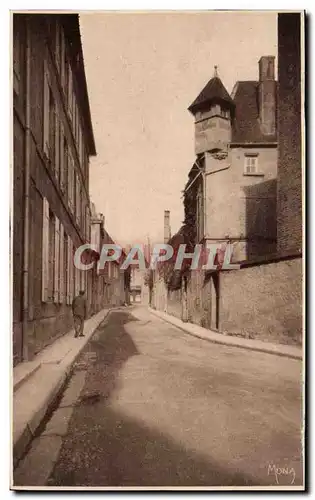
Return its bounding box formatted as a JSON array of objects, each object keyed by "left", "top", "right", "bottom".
[
  {"left": 258, "top": 56, "right": 276, "bottom": 135},
  {"left": 164, "top": 210, "right": 171, "bottom": 243}
]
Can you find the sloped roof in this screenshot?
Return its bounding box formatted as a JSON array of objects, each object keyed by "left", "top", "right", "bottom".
[
  {"left": 62, "top": 14, "right": 96, "bottom": 155},
  {"left": 188, "top": 76, "right": 235, "bottom": 114},
  {"left": 231, "top": 81, "right": 277, "bottom": 144}
]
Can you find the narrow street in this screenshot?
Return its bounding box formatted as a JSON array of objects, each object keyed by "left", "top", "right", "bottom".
[{"left": 15, "top": 306, "right": 303, "bottom": 488}]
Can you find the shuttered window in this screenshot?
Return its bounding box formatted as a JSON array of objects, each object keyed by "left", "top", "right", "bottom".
[
  {"left": 43, "top": 61, "right": 50, "bottom": 157},
  {"left": 55, "top": 106, "right": 60, "bottom": 182},
  {"left": 41, "top": 197, "right": 49, "bottom": 302},
  {"left": 48, "top": 87, "right": 56, "bottom": 168},
  {"left": 59, "top": 122, "right": 64, "bottom": 190},
  {"left": 59, "top": 223, "right": 64, "bottom": 303},
  {"left": 71, "top": 240, "right": 75, "bottom": 302},
  {"left": 60, "top": 28, "right": 65, "bottom": 91},
  {"left": 68, "top": 64, "right": 73, "bottom": 119},
  {"left": 62, "top": 135, "right": 68, "bottom": 196},
  {"left": 68, "top": 152, "right": 74, "bottom": 213},
  {"left": 48, "top": 210, "right": 55, "bottom": 301},
  {"left": 75, "top": 175, "right": 81, "bottom": 226},
  {"left": 64, "top": 232, "right": 68, "bottom": 304},
  {"left": 67, "top": 237, "right": 71, "bottom": 304}
]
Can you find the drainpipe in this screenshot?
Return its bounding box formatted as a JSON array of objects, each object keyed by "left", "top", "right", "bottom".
[{"left": 22, "top": 16, "right": 31, "bottom": 361}]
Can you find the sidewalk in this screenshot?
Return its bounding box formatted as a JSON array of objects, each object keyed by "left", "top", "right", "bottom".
[
  {"left": 149, "top": 308, "right": 302, "bottom": 361},
  {"left": 13, "top": 307, "right": 114, "bottom": 467}
]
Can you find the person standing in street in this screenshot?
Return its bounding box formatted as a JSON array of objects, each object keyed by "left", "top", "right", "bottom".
[{"left": 72, "top": 290, "right": 87, "bottom": 338}]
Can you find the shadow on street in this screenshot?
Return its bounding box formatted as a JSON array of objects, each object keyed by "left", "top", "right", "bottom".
[{"left": 48, "top": 310, "right": 260, "bottom": 487}]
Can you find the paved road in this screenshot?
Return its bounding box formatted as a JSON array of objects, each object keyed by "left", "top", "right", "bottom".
[{"left": 15, "top": 306, "right": 303, "bottom": 488}]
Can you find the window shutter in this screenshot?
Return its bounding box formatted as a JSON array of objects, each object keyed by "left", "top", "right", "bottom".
[
  {"left": 70, "top": 240, "right": 74, "bottom": 302},
  {"left": 59, "top": 223, "right": 64, "bottom": 303},
  {"left": 60, "top": 29, "right": 65, "bottom": 91},
  {"left": 78, "top": 129, "right": 82, "bottom": 164},
  {"left": 68, "top": 65, "right": 73, "bottom": 119},
  {"left": 67, "top": 237, "right": 71, "bottom": 304},
  {"left": 43, "top": 62, "right": 50, "bottom": 156},
  {"left": 68, "top": 152, "right": 73, "bottom": 212},
  {"left": 42, "top": 197, "right": 49, "bottom": 302},
  {"left": 76, "top": 174, "right": 80, "bottom": 224},
  {"left": 55, "top": 108, "right": 60, "bottom": 182},
  {"left": 54, "top": 217, "right": 60, "bottom": 303},
  {"left": 55, "top": 23, "right": 60, "bottom": 71},
  {"left": 60, "top": 123, "right": 64, "bottom": 189}
]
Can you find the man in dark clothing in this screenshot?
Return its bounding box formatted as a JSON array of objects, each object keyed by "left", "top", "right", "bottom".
[{"left": 72, "top": 290, "right": 87, "bottom": 338}]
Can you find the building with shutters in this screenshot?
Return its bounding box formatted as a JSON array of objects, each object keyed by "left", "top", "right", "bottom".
[
  {"left": 13, "top": 14, "right": 96, "bottom": 365},
  {"left": 88, "top": 202, "right": 129, "bottom": 314}
]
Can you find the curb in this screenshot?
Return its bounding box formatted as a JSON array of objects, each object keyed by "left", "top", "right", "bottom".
[
  {"left": 149, "top": 308, "right": 302, "bottom": 361},
  {"left": 13, "top": 308, "right": 114, "bottom": 467}
]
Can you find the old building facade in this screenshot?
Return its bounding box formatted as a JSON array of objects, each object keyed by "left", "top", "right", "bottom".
[
  {"left": 188, "top": 57, "right": 278, "bottom": 261},
  {"left": 13, "top": 14, "right": 96, "bottom": 365},
  {"left": 88, "top": 203, "right": 129, "bottom": 314}
]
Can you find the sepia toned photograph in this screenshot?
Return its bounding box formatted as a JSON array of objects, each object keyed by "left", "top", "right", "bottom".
[{"left": 11, "top": 10, "right": 304, "bottom": 490}]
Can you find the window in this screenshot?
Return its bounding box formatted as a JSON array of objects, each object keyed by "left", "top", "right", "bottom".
[
  {"left": 55, "top": 107, "right": 60, "bottom": 181},
  {"left": 209, "top": 104, "right": 220, "bottom": 117},
  {"left": 48, "top": 210, "right": 55, "bottom": 301},
  {"left": 60, "top": 28, "right": 65, "bottom": 89},
  {"left": 75, "top": 174, "right": 81, "bottom": 225},
  {"left": 13, "top": 16, "right": 23, "bottom": 96},
  {"left": 64, "top": 55, "right": 69, "bottom": 100},
  {"left": 61, "top": 135, "right": 68, "bottom": 195},
  {"left": 68, "top": 63, "right": 73, "bottom": 118},
  {"left": 85, "top": 205, "right": 90, "bottom": 241},
  {"left": 63, "top": 232, "right": 68, "bottom": 304},
  {"left": 59, "top": 223, "right": 64, "bottom": 303},
  {"left": 42, "top": 197, "right": 50, "bottom": 302},
  {"left": 43, "top": 62, "right": 50, "bottom": 156},
  {"left": 54, "top": 217, "right": 60, "bottom": 303},
  {"left": 244, "top": 155, "right": 258, "bottom": 174},
  {"left": 55, "top": 22, "right": 61, "bottom": 72},
  {"left": 68, "top": 151, "right": 75, "bottom": 213}
]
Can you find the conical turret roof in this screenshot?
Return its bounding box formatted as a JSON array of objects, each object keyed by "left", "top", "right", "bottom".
[{"left": 188, "top": 69, "right": 234, "bottom": 114}]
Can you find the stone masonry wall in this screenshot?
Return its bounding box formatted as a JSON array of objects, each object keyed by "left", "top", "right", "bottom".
[
  {"left": 277, "top": 13, "right": 302, "bottom": 254},
  {"left": 219, "top": 257, "right": 302, "bottom": 345}
]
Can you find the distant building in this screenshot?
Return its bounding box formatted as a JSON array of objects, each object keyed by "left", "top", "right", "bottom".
[
  {"left": 89, "top": 202, "right": 129, "bottom": 313},
  {"left": 13, "top": 14, "right": 96, "bottom": 364}
]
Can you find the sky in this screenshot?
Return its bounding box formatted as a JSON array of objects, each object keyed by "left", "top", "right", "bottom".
[{"left": 80, "top": 11, "right": 277, "bottom": 246}]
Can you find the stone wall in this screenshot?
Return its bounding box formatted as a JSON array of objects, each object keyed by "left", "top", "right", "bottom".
[
  {"left": 219, "top": 256, "right": 302, "bottom": 345},
  {"left": 277, "top": 13, "right": 302, "bottom": 254}
]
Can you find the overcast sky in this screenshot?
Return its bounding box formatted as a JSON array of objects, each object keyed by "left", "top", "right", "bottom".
[{"left": 80, "top": 11, "right": 277, "bottom": 246}]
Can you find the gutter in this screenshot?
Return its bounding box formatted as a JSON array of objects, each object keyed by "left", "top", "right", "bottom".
[{"left": 22, "top": 16, "right": 31, "bottom": 361}]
